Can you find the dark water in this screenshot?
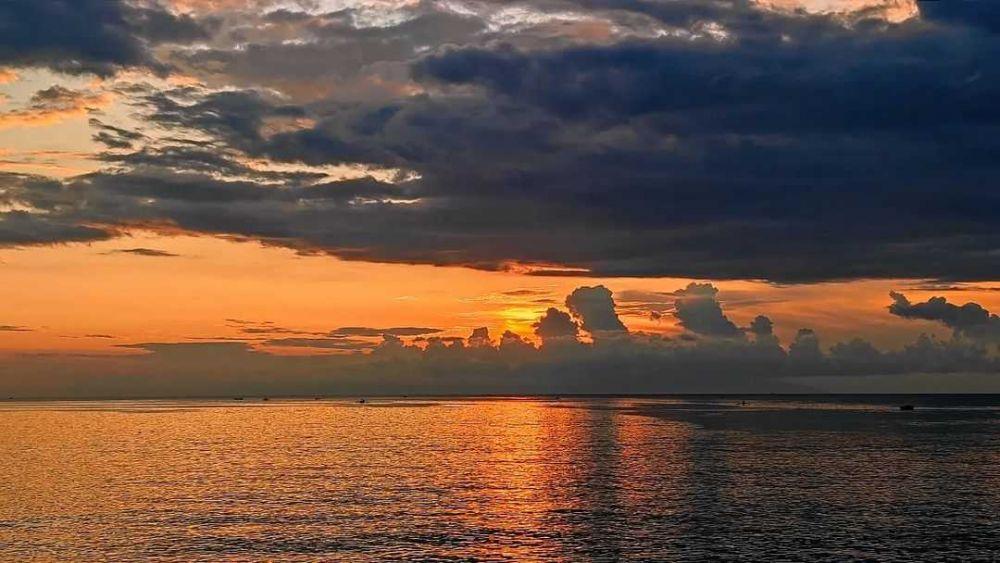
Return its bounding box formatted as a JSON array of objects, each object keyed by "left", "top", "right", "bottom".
[{"left": 0, "top": 395, "right": 997, "bottom": 561}]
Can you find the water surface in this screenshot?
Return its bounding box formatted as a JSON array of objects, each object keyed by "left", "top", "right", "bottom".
[{"left": 1, "top": 396, "right": 997, "bottom": 561}]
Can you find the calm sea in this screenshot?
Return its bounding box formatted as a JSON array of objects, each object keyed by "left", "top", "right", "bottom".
[{"left": 1, "top": 396, "right": 997, "bottom": 561}]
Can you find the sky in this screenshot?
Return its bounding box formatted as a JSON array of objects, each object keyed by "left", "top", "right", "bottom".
[{"left": 1, "top": 0, "right": 998, "bottom": 397}]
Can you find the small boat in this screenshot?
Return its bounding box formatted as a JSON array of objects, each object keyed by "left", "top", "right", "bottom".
[
  {"left": 899, "top": 404, "right": 915, "bottom": 411},
  {"left": 262, "top": 397, "right": 270, "bottom": 402},
  {"left": 233, "top": 397, "right": 244, "bottom": 401},
  {"left": 358, "top": 398, "right": 366, "bottom": 404}
]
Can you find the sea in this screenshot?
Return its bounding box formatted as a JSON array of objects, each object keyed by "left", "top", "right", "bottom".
[{"left": 1, "top": 395, "right": 997, "bottom": 561}]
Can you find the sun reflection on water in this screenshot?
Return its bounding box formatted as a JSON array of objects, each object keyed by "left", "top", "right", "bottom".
[{"left": 0, "top": 398, "right": 997, "bottom": 560}]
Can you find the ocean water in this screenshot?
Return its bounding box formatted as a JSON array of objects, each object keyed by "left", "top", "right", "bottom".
[{"left": 0, "top": 396, "right": 997, "bottom": 561}]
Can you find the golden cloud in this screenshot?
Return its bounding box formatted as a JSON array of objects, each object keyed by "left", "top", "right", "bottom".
[{"left": 754, "top": 0, "right": 919, "bottom": 22}]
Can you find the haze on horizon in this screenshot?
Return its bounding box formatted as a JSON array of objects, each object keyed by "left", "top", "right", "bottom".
[{"left": 1, "top": 0, "right": 998, "bottom": 397}]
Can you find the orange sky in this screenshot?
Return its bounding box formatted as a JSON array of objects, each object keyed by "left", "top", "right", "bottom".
[{"left": 3, "top": 230, "right": 997, "bottom": 356}]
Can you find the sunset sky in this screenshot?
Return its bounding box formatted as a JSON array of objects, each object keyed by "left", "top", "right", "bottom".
[{"left": 1, "top": 0, "right": 998, "bottom": 396}]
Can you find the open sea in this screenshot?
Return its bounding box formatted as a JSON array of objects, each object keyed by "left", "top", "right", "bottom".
[{"left": 1, "top": 395, "right": 997, "bottom": 561}]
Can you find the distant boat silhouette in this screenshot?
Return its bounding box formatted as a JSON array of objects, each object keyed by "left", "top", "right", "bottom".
[
  {"left": 899, "top": 404, "right": 915, "bottom": 411},
  {"left": 262, "top": 397, "right": 270, "bottom": 402},
  {"left": 358, "top": 398, "right": 366, "bottom": 404},
  {"left": 233, "top": 397, "right": 244, "bottom": 401}
]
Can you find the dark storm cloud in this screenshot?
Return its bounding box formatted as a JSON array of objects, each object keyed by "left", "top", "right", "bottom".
[
  {"left": 132, "top": 9, "right": 998, "bottom": 281},
  {"left": 170, "top": 7, "right": 483, "bottom": 101},
  {"left": 406, "top": 27, "right": 1000, "bottom": 282},
  {"left": 1, "top": 1, "right": 999, "bottom": 282},
  {"left": 889, "top": 291, "right": 1000, "bottom": 341},
  {"left": 415, "top": 34, "right": 999, "bottom": 134},
  {"left": 0, "top": 0, "right": 212, "bottom": 76}
]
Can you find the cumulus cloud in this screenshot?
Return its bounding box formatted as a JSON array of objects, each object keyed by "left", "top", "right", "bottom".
[
  {"left": 498, "top": 330, "right": 534, "bottom": 357},
  {"left": 533, "top": 308, "right": 580, "bottom": 343},
  {"left": 565, "top": 285, "right": 627, "bottom": 333},
  {"left": 788, "top": 328, "right": 824, "bottom": 366},
  {"left": 467, "top": 327, "right": 493, "bottom": 348},
  {"left": 889, "top": 291, "right": 1000, "bottom": 342},
  {"left": 748, "top": 315, "right": 774, "bottom": 337},
  {"left": 747, "top": 315, "right": 781, "bottom": 350},
  {"left": 672, "top": 283, "right": 742, "bottom": 338},
  {"left": 2, "top": 284, "right": 998, "bottom": 397}
]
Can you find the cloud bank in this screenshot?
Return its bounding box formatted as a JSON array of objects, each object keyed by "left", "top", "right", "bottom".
[
  {"left": 0, "top": 0, "right": 996, "bottom": 282},
  {"left": 0, "top": 0, "right": 210, "bottom": 76},
  {"left": 2, "top": 285, "right": 996, "bottom": 397}
]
